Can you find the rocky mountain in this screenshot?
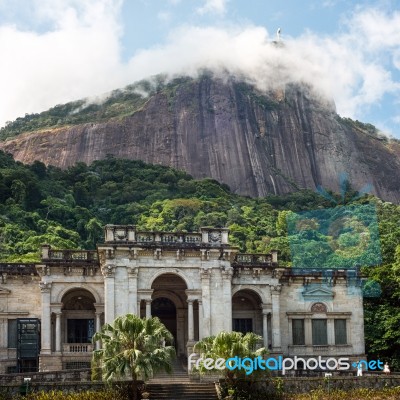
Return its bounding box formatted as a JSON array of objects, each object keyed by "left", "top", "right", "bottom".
[{"left": 1, "top": 74, "right": 399, "bottom": 202}]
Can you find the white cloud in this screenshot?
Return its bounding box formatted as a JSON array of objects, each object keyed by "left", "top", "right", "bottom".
[
  {"left": 197, "top": 0, "right": 228, "bottom": 15},
  {"left": 1, "top": 2, "right": 400, "bottom": 138},
  {"left": 0, "top": 0, "right": 127, "bottom": 126}
]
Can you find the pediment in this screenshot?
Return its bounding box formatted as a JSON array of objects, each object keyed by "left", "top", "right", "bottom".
[{"left": 302, "top": 285, "right": 334, "bottom": 300}]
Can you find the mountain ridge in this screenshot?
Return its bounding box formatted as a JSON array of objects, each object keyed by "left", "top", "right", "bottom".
[{"left": 1, "top": 74, "right": 399, "bottom": 203}]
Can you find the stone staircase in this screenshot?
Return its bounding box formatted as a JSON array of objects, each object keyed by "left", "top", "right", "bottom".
[
  {"left": 145, "top": 358, "right": 218, "bottom": 399},
  {"left": 146, "top": 382, "right": 218, "bottom": 400}
]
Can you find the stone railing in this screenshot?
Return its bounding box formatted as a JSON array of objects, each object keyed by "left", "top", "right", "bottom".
[
  {"left": 0, "top": 263, "right": 38, "bottom": 278},
  {"left": 233, "top": 251, "right": 278, "bottom": 267},
  {"left": 63, "top": 343, "right": 93, "bottom": 353},
  {"left": 42, "top": 247, "right": 99, "bottom": 265},
  {"left": 103, "top": 225, "right": 230, "bottom": 246}
]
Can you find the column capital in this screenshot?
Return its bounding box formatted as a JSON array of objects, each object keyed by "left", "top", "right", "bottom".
[
  {"left": 221, "top": 267, "right": 233, "bottom": 279},
  {"left": 101, "top": 265, "right": 116, "bottom": 277},
  {"left": 94, "top": 303, "right": 104, "bottom": 313},
  {"left": 271, "top": 284, "right": 282, "bottom": 294},
  {"left": 128, "top": 266, "right": 138, "bottom": 277},
  {"left": 185, "top": 289, "right": 202, "bottom": 301},
  {"left": 200, "top": 268, "right": 211, "bottom": 279},
  {"left": 39, "top": 281, "right": 52, "bottom": 293},
  {"left": 137, "top": 289, "right": 153, "bottom": 302},
  {"left": 262, "top": 304, "right": 272, "bottom": 315}
]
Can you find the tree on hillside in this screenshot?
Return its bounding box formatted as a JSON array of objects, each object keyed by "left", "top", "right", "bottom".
[{"left": 92, "top": 314, "right": 176, "bottom": 400}]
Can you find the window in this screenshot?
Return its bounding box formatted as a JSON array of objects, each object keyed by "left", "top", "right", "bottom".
[
  {"left": 233, "top": 318, "right": 252, "bottom": 334},
  {"left": 67, "top": 319, "right": 95, "bottom": 343},
  {"left": 292, "top": 319, "right": 305, "bottom": 345},
  {"left": 334, "top": 319, "right": 347, "bottom": 345},
  {"left": 64, "top": 361, "right": 91, "bottom": 370},
  {"left": 312, "top": 319, "right": 327, "bottom": 345},
  {"left": 7, "top": 319, "right": 17, "bottom": 348}
]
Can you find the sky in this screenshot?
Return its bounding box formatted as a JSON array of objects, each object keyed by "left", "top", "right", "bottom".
[{"left": 0, "top": 0, "right": 400, "bottom": 138}]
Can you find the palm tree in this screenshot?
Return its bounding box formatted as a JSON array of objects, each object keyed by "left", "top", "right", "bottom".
[
  {"left": 92, "top": 314, "right": 176, "bottom": 400},
  {"left": 194, "top": 331, "right": 267, "bottom": 391}
]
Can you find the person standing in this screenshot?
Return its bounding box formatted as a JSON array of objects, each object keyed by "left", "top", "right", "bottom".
[{"left": 383, "top": 363, "right": 390, "bottom": 375}]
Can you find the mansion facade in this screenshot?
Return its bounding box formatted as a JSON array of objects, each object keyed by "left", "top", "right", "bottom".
[{"left": 0, "top": 226, "right": 365, "bottom": 373}]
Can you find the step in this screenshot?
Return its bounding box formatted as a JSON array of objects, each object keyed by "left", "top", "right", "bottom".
[{"left": 146, "top": 383, "right": 218, "bottom": 400}]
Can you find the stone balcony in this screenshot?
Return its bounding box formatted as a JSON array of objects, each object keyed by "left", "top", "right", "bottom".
[{"left": 62, "top": 343, "right": 93, "bottom": 353}]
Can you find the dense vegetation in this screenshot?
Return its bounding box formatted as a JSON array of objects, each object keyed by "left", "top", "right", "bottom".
[
  {"left": 2, "top": 386, "right": 400, "bottom": 400},
  {"left": 0, "top": 152, "right": 399, "bottom": 369}
]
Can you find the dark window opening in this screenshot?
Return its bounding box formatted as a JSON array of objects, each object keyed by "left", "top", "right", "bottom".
[
  {"left": 292, "top": 319, "right": 305, "bottom": 345},
  {"left": 67, "top": 319, "right": 95, "bottom": 343},
  {"left": 233, "top": 318, "right": 253, "bottom": 334},
  {"left": 7, "top": 319, "right": 17, "bottom": 348},
  {"left": 334, "top": 319, "right": 347, "bottom": 345},
  {"left": 312, "top": 319, "right": 327, "bottom": 345}
]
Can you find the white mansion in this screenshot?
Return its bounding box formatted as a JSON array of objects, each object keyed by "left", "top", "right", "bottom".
[{"left": 0, "top": 225, "right": 365, "bottom": 373}]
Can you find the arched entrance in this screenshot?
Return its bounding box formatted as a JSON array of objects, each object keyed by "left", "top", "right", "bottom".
[
  {"left": 60, "top": 289, "right": 96, "bottom": 346},
  {"left": 151, "top": 297, "right": 177, "bottom": 346},
  {"left": 232, "top": 289, "right": 263, "bottom": 338},
  {"left": 147, "top": 273, "right": 198, "bottom": 357}
]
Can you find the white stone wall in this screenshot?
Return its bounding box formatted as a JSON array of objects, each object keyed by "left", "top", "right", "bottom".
[
  {"left": 0, "top": 241, "right": 366, "bottom": 373},
  {"left": 0, "top": 276, "right": 41, "bottom": 373}
]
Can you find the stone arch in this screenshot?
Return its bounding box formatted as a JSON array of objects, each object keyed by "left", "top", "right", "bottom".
[
  {"left": 232, "top": 285, "right": 267, "bottom": 304},
  {"left": 232, "top": 288, "right": 263, "bottom": 336},
  {"left": 152, "top": 289, "right": 185, "bottom": 309},
  {"left": 147, "top": 268, "right": 193, "bottom": 290},
  {"left": 56, "top": 285, "right": 102, "bottom": 305}
]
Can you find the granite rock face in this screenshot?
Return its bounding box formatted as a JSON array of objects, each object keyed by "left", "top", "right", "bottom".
[{"left": 1, "top": 76, "right": 399, "bottom": 202}]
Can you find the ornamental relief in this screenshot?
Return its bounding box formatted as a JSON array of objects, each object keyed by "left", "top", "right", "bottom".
[{"left": 311, "top": 302, "right": 327, "bottom": 313}]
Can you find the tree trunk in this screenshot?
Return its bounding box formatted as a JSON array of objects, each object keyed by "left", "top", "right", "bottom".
[{"left": 129, "top": 380, "right": 138, "bottom": 400}]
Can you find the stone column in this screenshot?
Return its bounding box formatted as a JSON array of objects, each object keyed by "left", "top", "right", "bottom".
[
  {"left": 101, "top": 265, "right": 115, "bottom": 324},
  {"left": 128, "top": 267, "right": 138, "bottom": 315},
  {"left": 305, "top": 317, "right": 312, "bottom": 346},
  {"left": 262, "top": 309, "right": 270, "bottom": 349},
  {"left": 222, "top": 268, "right": 233, "bottom": 332},
  {"left": 39, "top": 282, "right": 52, "bottom": 354},
  {"left": 55, "top": 312, "right": 61, "bottom": 353},
  {"left": 187, "top": 299, "right": 194, "bottom": 341},
  {"left": 0, "top": 319, "right": 7, "bottom": 348},
  {"left": 198, "top": 300, "right": 203, "bottom": 340},
  {"left": 95, "top": 312, "right": 102, "bottom": 333},
  {"left": 271, "top": 285, "right": 282, "bottom": 352},
  {"left": 200, "top": 270, "right": 211, "bottom": 338},
  {"left": 145, "top": 299, "right": 152, "bottom": 318},
  {"left": 95, "top": 312, "right": 102, "bottom": 350},
  {"left": 327, "top": 318, "right": 334, "bottom": 345},
  {"left": 177, "top": 309, "right": 185, "bottom": 356}
]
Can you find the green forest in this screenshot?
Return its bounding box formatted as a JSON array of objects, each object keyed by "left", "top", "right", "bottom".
[{"left": 0, "top": 151, "right": 399, "bottom": 369}]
